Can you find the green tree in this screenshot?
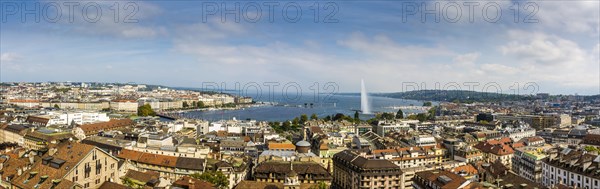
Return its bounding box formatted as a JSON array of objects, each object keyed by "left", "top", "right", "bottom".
[
  {"left": 183, "top": 101, "right": 189, "bottom": 108},
  {"left": 332, "top": 113, "right": 347, "bottom": 121},
  {"left": 324, "top": 115, "right": 331, "bottom": 121},
  {"left": 137, "top": 104, "right": 156, "bottom": 116},
  {"left": 309, "top": 181, "right": 329, "bottom": 189},
  {"left": 197, "top": 101, "right": 205, "bottom": 108},
  {"left": 427, "top": 107, "right": 436, "bottom": 120},
  {"left": 381, "top": 112, "right": 395, "bottom": 120},
  {"left": 190, "top": 171, "right": 229, "bottom": 189},
  {"left": 292, "top": 117, "right": 300, "bottom": 126},
  {"left": 310, "top": 113, "right": 318, "bottom": 120},
  {"left": 416, "top": 113, "right": 427, "bottom": 122},
  {"left": 300, "top": 114, "right": 308, "bottom": 124},
  {"left": 282, "top": 121, "right": 292, "bottom": 131},
  {"left": 396, "top": 109, "right": 404, "bottom": 119},
  {"left": 53, "top": 104, "right": 60, "bottom": 109},
  {"left": 423, "top": 101, "right": 432, "bottom": 106},
  {"left": 584, "top": 146, "right": 600, "bottom": 153},
  {"left": 354, "top": 111, "right": 360, "bottom": 122},
  {"left": 121, "top": 177, "right": 144, "bottom": 189}
]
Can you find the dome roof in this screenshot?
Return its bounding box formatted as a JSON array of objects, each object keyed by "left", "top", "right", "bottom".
[{"left": 296, "top": 140, "right": 311, "bottom": 147}]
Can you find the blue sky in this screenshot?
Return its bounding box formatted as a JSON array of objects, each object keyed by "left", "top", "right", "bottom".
[{"left": 1, "top": 0, "right": 599, "bottom": 95}]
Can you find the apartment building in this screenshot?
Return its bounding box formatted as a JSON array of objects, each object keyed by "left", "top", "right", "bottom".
[
  {"left": 542, "top": 148, "right": 600, "bottom": 188},
  {"left": 512, "top": 145, "right": 552, "bottom": 183},
  {"left": 332, "top": 150, "right": 403, "bottom": 189},
  {"left": 11, "top": 142, "right": 120, "bottom": 189},
  {"left": 116, "top": 149, "right": 206, "bottom": 180}
]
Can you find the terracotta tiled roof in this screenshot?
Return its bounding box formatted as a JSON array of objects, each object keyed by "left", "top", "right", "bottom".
[
  {"left": 98, "top": 181, "right": 129, "bottom": 189},
  {"left": 512, "top": 142, "right": 525, "bottom": 148},
  {"left": 268, "top": 143, "right": 296, "bottom": 150},
  {"left": 10, "top": 99, "right": 40, "bottom": 103},
  {"left": 118, "top": 149, "right": 204, "bottom": 170},
  {"left": 79, "top": 119, "right": 134, "bottom": 134},
  {"left": 309, "top": 126, "right": 323, "bottom": 134},
  {"left": 122, "top": 170, "right": 159, "bottom": 183},
  {"left": 138, "top": 153, "right": 177, "bottom": 167},
  {"left": 414, "top": 170, "right": 469, "bottom": 189},
  {"left": 117, "top": 149, "right": 143, "bottom": 160},
  {"left": 474, "top": 138, "right": 515, "bottom": 156},
  {"left": 26, "top": 116, "right": 49, "bottom": 125},
  {"left": 451, "top": 164, "right": 478, "bottom": 175},
  {"left": 0, "top": 154, "right": 29, "bottom": 182},
  {"left": 583, "top": 134, "right": 600, "bottom": 146},
  {"left": 12, "top": 143, "right": 96, "bottom": 189},
  {"left": 172, "top": 176, "right": 216, "bottom": 189}
]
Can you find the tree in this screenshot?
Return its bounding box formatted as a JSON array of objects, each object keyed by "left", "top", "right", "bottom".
[
  {"left": 53, "top": 104, "right": 60, "bottom": 109},
  {"left": 380, "top": 112, "right": 394, "bottom": 120},
  {"left": 417, "top": 113, "right": 428, "bottom": 122},
  {"left": 310, "top": 113, "right": 318, "bottom": 120},
  {"left": 183, "top": 101, "right": 189, "bottom": 108},
  {"left": 476, "top": 113, "right": 494, "bottom": 122},
  {"left": 309, "top": 181, "right": 328, "bottom": 189},
  {"left": 423, "top": 101, "right": 432, "bottom": 106},
  {"left": 354, "top": 111, "right": 360, "bottom": 122},
  {"left": 137, "top": 104, "right": 156, "bottom": 116},
  {"left": 324, "top": 115, "right": 331, "bottom": 121},
  {"left": 282, "top": 121, "right": 292, "bottom": 131},
  {"left": 300, "top": 114, "right": 308, "bottom": 124},
  {"left": 121, "top": 177, "right": 144, "bottom": 189},
  {"left": 190, "top": 171, "right": 229, "bottom": 189},
  {"left": 292, "top": 117, "right": 300, "bottom": 126},
  {"left": 332, "top": 113, "right": 347, "bottom": 121},
  {"left": 396, "top": 109, "right": 404, "bottom": 119},
  {"left": 427, "top": 107, "right": 436, "bottom": 120},
  {"left": 197, "top": 101, "right": 205, "bottom": 108}
]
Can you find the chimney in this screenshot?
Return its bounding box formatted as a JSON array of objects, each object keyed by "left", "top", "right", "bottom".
[
  {"left": 520, "top": 184, "right": 528, "bottom": 189},
  {"left": 49, "top": 147, "right": 57, "bottom": 156}
]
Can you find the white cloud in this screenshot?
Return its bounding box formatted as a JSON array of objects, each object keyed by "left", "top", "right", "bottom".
[
  {"left": 453, "top": 52, "right": 480, "bottom": 65},
  {"left": 337, "top": 32, "right": 454, "bottom": 62},
  {"left": 0, "top": 53, "right": 20, "bottom": 62},
  {"left": 42, "top": 1, "right": 166, "bottom": 38},
  {"left": 531, "top": 1, "right": 599, "bottom": 34},
  {"left": 499, "top": 30, "right": 598, "bottom": 88}
]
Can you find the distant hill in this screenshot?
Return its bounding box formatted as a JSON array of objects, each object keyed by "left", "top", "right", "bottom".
[{"left": 374, "top": 90, "right": 535, "bottom": 103}]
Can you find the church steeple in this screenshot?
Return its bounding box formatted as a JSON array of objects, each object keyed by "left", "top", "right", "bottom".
[{"left": 284, "top": 161, "right": 300, "bottom": 189}]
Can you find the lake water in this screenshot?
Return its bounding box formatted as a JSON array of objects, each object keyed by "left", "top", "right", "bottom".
[{"left": 181, "top": 93, "right": 427, "bottom": 122}]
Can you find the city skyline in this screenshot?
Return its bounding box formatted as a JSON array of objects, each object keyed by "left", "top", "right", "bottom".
[{"left": 1, "top": 1, "right": 599, "bottom": 94}]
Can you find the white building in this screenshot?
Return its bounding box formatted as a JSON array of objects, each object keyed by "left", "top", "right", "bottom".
[
  {"left": 44, "top": 111, "right": 110, "bottom": 125},
  {"left": 504, "top": 128, "right": 536, "bottom": 142},
  {"left": 410, "top": 135, "right": 437, "bottom": 147},
  {"left": 542, "top": 148, "right": 600, "bottom": 188},
  {"left": 373, "top": 120, "right": 413, "bottom": 136}
]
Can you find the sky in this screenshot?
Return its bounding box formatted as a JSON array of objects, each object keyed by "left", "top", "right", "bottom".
[{"left": 1, "top": 0, "right": 599, "bottom": 95}]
